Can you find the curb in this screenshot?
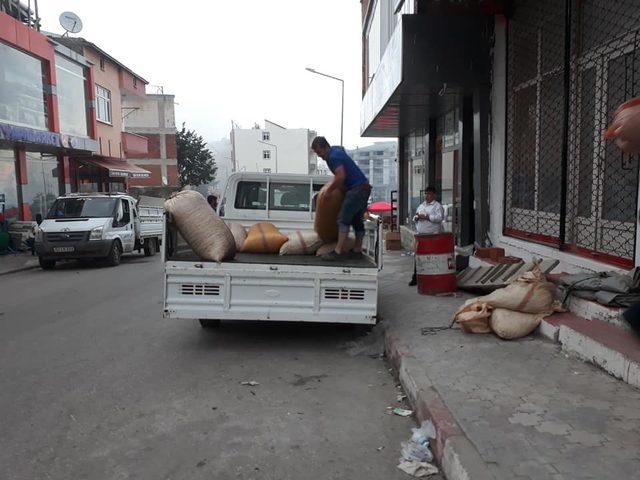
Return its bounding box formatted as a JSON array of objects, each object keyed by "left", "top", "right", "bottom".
[
  {"left": 0, "top": 263, "right": 39, "bottom": 276},
  {"left": 384, "top": 331, "right": 496, "bottom": 480}
]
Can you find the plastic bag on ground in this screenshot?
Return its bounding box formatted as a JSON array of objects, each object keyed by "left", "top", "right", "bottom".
[
  {"left": 490, "top": 308, "right": 550, "bottom": 340},
  {"left": 164, "top": 190, "right": 236, "bottom": 262},
  {"left": 411, "top": 420, "right": 436, "bottom": 446},
  {"left": 280, "top": 230, "right": 323, "bottom": 255},
  {"left": 454, "top": 300, "right": 492, "bottom": 334},
  {"left": 400, "top": 441, "right": 433, "bottom": 463},
  {"left": 475, "top": 265, "right": 556, "bottom": 314},
  {"left": 397, "top": 459, "right": 439, "bottom": 478}
]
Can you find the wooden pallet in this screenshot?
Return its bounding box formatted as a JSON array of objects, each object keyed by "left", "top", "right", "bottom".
[{"left": 456, "top": 259, "right": 560, "bottom": 292}]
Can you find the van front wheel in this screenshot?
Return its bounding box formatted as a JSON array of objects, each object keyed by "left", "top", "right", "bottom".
[{"left": 106, "top": 240, "right": 122, "bottom": 266}]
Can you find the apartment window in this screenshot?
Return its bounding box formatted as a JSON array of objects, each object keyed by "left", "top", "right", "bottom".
[
  {"left": 263, "top": 168, "right": 271, "bottom": 173},
  {"left": 55, "top": 55, "right": 88, "bottom": 136},
  {"left": 366, "top": 0, "right": 382, "bottom": 82},
  {"left": 263, "top": 150, "right": 271, "bottom": 160},
  {"left": 262, "top": 131, "right": 270, "bottom": 141},
  {"left": 133, "top": 77, "right": 137, "bottom": 88},
  {"left": 95, "top": 85, "right": 111, "bottom": 124},
  {"left": 99, "top": 56, "right": 105, "bottom": 71}
]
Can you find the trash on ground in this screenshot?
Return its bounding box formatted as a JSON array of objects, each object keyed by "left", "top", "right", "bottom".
[
  {"left": 392, "top": 407, "right": 413, "bottom": 417},
  {"left": 240, "top": 381, "right": 259, "bottom": 386},
  {"left": 397, "top": 393, "right": 407, "bottom": 402},
  {"left": 377, "top": 446, "right": 385, "bottom": 451},
  {"left": 396, "top": 420, "right": 438, "bottom": 476},
  {"left": 397, "top": 459, "right": 439, "bottom": 477}
]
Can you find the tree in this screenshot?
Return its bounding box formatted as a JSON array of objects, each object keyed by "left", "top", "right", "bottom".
[{"left": 176, "top": 123, "right": 217, "bottom": 187}]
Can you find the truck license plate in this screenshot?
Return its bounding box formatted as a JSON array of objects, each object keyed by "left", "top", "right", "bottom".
[{"left": 53, "top": 246, "right": 75, "bottom": 253}]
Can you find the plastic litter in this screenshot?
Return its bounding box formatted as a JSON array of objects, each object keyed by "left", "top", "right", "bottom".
[
  {"left": 392, "top": 407, "right": 413, "bottom": 417},
  {"left": 397, "top": 459, "right": 439, "bottom": 478},
  {"left": 397, "top": 393, "right": 407, "bottom": 402},
  {"left": 411, "top": 420, "right": 436, "bottom": 446},
  {"left": 401, "top": 440, "right": 432, "bottom": 463},
  {"left": 240, "top": 381, "right": 259, "bottom": 386}
]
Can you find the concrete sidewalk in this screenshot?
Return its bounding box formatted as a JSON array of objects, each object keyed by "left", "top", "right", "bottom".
[
  {"left": 380, "top": 252, "right": 640, "bottom": 480},
  {"left": 0, "top": 251, "right": 38, "bottom": 276}
]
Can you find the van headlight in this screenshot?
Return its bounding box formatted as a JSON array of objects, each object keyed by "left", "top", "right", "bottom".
[{"left": 89, "top": 227, "right": 104, "bottom": 241}]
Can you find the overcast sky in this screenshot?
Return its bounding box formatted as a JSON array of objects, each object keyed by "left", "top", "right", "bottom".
[{"left": 39, "top": 0, "right": 387, "bottom": 149}]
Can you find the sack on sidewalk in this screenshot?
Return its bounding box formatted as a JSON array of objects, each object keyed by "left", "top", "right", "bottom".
[
  {"left": 226, "top": 222, "right": 247, "bottom": 251},
  {"left": 241, "top": 222, "right": 288, "bottom": 254},
  {"left": 476, "top": 266, "right": 556, "bottom": 314},
  {"left": 454, "top": 300, "right": 492, "bottom": 334},
  {"left": 489, "top": 308, "right": 547, "bottom": 340},
  {"left": 280, "top": 230, "right": 323, "bottom": 255},
  {"left": 315, "top": 184, "right": 344, "bottom": 242},
  {"left": 164, "top": 190, "right": 236, "bottom": 262}
]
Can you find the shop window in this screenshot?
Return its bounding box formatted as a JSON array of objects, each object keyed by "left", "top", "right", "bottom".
[
  {"left": 95, "top": 84, "right": 112, "bottom": 124},
  {"left": 55, "top": 55, "right": 89, "bottom": 137},
  {"left": 0, "top": 43, "right": 48, "bottom": 130},
  {"left": 22, "top": 152, "right": 59, "bottom": 221},
  {"left": 0, "top": 149, "right": 19, "bottom": 223}
]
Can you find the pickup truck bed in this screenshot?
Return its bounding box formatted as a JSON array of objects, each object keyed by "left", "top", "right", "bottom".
[{"left": 169, "top": 251, "right": 376, "bottom": 269}]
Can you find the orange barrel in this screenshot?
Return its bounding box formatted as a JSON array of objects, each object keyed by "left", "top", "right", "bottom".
[{"left": 414, "top": 233, "right": 457, "bottom": 295}]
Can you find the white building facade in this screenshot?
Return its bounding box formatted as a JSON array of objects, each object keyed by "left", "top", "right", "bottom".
[
  {"left": 349, "top": 141, "right": 398, "bottom": 203},
  {"left": 231, "top": 120, "right": 317, "bottom": 175}
]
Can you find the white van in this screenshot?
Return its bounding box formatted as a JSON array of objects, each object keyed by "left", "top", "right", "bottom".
[
  {"left": 35, "top": 193, "right": 163, "bottom": 269},
  {"left": 163, "top": 172, "right": 382, "bottom": 327}
]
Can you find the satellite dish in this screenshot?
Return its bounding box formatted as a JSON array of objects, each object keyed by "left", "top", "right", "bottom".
[{"left": 59, "top": 11, "right": 83, "bottom": 35}]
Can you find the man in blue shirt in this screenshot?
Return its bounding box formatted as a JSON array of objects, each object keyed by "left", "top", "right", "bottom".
[{"left": 311, "top": 136, "right": 371, "bottom": 260}]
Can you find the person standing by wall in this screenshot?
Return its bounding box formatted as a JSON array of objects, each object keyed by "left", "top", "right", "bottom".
[{"left": 409, "top": 186, "right": 444, "bottom": 286}]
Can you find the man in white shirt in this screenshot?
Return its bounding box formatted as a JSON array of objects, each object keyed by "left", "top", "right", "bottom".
[{"left": 409, "top": 186, "right": 444, "bottom": 286}]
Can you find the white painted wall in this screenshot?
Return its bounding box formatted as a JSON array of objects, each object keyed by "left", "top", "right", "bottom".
[
  {"left": 122, "top": 94, "right": 175, "bottom": 132},
  {"left": 232, "top": 120, "right": 317, "bottom": 174}
]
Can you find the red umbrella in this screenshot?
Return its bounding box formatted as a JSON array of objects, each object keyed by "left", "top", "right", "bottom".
[{"left": 368, "top": 201, "right": 392, "bottom": 214}]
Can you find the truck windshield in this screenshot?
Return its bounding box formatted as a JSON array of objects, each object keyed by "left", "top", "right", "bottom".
[{"left": 47, "top": 198, "right": 118, "bottom": 219}]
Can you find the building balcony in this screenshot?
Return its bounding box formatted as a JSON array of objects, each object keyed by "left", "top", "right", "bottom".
[
  {"left": 122, "top": 131, "right": 148, "bottom": 157},
  {"left": 0, "top": 0, "right": 39, "bottom": 29},
  {"left": 360, "top": 14, "right": 492, "bottom": 137}
]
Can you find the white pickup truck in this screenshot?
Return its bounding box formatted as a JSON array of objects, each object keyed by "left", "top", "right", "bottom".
[
  {"left": 163, "top": 172, "right": 382, "bottom": 327},
  {"left": 35, "top": 193, "right": 163, "bottom": 269}
]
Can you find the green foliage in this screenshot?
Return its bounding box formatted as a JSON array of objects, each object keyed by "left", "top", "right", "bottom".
[{"left": 176, "top": 123, "right": 216, "bottom": 187}]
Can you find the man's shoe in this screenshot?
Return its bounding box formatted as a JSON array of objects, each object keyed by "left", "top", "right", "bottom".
[{"left": 321, "top": 250, "right": 346, "bottom": 261}]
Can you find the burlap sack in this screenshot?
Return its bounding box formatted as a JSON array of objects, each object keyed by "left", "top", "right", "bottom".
[
  {"left": 454, "top": 300, "right": 492, "bottom": 334},
  {"left": 314, "top": 184, "right": 344, "bottom": 242},
  {"left": 164, "top": 190, "right": 236, "bottom": 262},
  {"left": 476, "top": 266, "right": 556, "bottom": 314},
  {"left": 280, "top": 230, "right": 323, "bottom": 255},
  {"left": 226, "top": 222, "right": 247, "bottom": 251},
  {"left": 241, "top": 222, "right": 288, "bottom": 254},
  {"left": 316, "top": 237, "right": 356, "bottom": 256},
  {"left": 490, "top": 308, "right": 547, "bottom": 340}
]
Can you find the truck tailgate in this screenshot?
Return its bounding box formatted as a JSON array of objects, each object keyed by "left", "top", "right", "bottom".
[{"left": 164, "top": 260, "right": 378, "bottom": 324}]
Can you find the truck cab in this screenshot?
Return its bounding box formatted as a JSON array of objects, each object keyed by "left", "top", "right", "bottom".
[{"left": 36, "top": 193, "right": 163, "bottom": 269}]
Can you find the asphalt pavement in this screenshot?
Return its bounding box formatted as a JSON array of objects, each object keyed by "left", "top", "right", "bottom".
[{"left": 0, "top": 254, "right": 433, "bottom": 480}]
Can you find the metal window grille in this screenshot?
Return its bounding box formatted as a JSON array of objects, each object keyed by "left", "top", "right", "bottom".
[{"left": 505, "top": 0, "right": 640, "bottom": 267}]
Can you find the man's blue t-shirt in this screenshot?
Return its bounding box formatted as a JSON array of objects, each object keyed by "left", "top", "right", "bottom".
[{"left": 325, "top": 146, "right": 368, "bottom": 190}]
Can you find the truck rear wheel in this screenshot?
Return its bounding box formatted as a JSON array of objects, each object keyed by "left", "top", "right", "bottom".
[
  {"left": 106, "top": 240, "right": 122, "bottom": 266},
  {"left": 39, "top": 257, "right": 56, "bottom": 270},
  {"left": 199, "top": 319, "right": 221, "bottom": 328},
  {"left": 143, "top": 238, "right": 157, "bottom": 256}
]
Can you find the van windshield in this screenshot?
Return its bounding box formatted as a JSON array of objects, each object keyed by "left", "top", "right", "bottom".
[{"left": 47, "top": 198, "right": 118, "bottom": 219}]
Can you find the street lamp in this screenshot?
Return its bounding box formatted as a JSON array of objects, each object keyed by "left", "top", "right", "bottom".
[
  {"left": 258, "top": 140, "right": 278, "bottom": 173},
  {"left": 305, "top": 67, "right": 344, "bottom": 146}
]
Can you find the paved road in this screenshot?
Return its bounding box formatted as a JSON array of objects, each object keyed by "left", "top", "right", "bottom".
[{"left": 0, "top": 255, "right": 430, "bottom": 480}]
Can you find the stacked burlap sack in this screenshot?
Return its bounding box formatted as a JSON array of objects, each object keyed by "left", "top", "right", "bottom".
[
  {"left": 454, "top": 265, "right": 562, "bottom": 340},
  {"left": 165, "top": 190, "right": 236, "bottom": 262}
]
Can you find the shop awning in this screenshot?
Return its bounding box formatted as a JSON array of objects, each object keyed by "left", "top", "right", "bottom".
[{"left": 84, "top": 157, "right": 151, "bottom": 178}]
